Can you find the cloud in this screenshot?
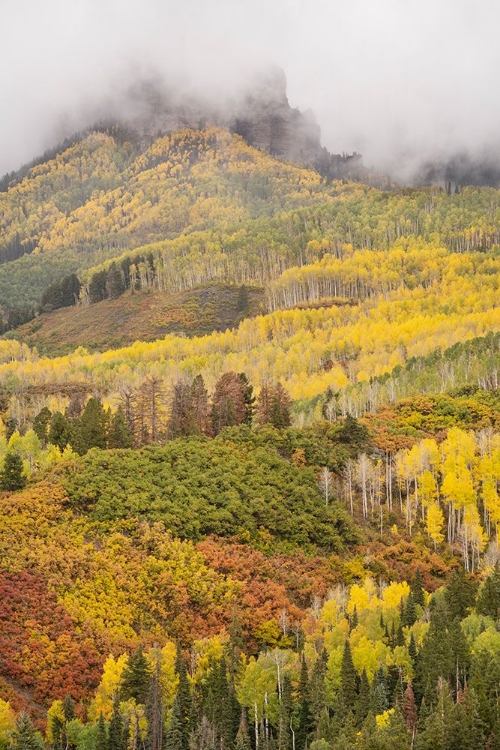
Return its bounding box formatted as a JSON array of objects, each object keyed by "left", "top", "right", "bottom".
[{"left": 1, "top": 0, "right": 499, "bottom": 180}]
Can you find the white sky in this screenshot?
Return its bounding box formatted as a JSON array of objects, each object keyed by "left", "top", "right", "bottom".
[{"left": 1, "top": 0, "right": 499, "bottom": 178}]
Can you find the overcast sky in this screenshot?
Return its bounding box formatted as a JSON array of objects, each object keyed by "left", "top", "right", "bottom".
[{"left": 1, "top": 0, "right": 499, "bottom": 179}]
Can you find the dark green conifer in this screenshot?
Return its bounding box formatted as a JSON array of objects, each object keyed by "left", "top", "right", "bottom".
[
  {"left": 96, "top": 714, "right": 107, "bottom": 750},
  {"left": 0, "top": 451, "right": 26, "bottom": 491},
  {"left": 401, "top": 593, "right": 417, "bottom": 627},
  {"left": 120, "top": 646, "right": 152, "bottom": 704},
  {"left": 369, "top": 668, "right": 389, "bottom": 716},
  {"left": 108, "top": 407, "right": 133, "bottom": 448},
  {"left": 445, "top": 567, "right": 477, "bottom": 620},
  {"left": 235, "top": 711, "right": 252, "bottom": 750},
  {"left": 411, "top": 569, "right": 425, "bottom": 608},
  {"left": 108, "top": 698, "right": 126, "bottom": 750},
  {"left": 48, "top": 411, "right": 73, "bottom": 451},
  {"left": 357, "top": 670, "right": 370, "bottom": 725},
  {"left": 32, "top": 406, "right": 52, "bottom": 446},
  {"left": 477, "top": 563, "right": 500, "bottom": 620},
  {"left": 296, "top": 656, "right": 313, "bottom": 750},
  {"left": 11, "top": 713, "right": 44, "bottom": 750},
  {"left": 277, "top": 674, "right": 292, "bottom": 750},
  {"left": 339, "top": 640, "right": 358, "bottom": 714}
]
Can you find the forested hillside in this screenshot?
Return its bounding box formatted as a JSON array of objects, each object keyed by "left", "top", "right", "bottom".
[{"left": 2, "top": 119, "right": 500, "bottom": 750}]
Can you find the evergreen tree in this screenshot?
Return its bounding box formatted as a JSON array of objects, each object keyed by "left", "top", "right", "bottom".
[
  {"left": 11, "top": 713, "right": 43, "bottom": 750},
  {"left": 337, "top": 414, "right": 369, "bottom": 456},
  {"left": 401, "top": 593, "right": 417, "bottom": 628},
  {"left": 411, "top": 569, "right": 426, "bottom": 608},
  {"left": 63, "top": 694, "right": 75, "bottom": 723},
  {"left": 171, "top": 647, "right": 192, "bottom": 750},
  {"left": 339, "top": 640, "right": 358, "bottom": 715},
  {"left": 0, "top": 452, "right": 26, "bottom": 491},
  {"left": 269, "top": 383, "right": 292, "bottom": 430},
  {"left": 32, "top": 406, "right": 52, "bottom": 446},
  {"left": 108, "top": 407, "right": 133, "bottom": 448},
  {"left": 78, "top": 397, "right": 108, "bottom": 452},
  {"left": 278, "top": 674, "right": 292, "bottom": 750},
  {"left": 147, "top": 654, "right": 164, "bottom": 750},
  {"left": 296, "top": 656, "right": 313, "bottom": 750},
  {"left": 190, "top": 375, "right": 210, "bottom": 436},
  {"left": 108, "top": 697, "right": 126, "bottom": 750},
  {"left": 238, "top": 373, "right": 255, "bottom": 426},
  {"left": 96, "top": 714, "right": 107, "bottom": 750},
  {"left": 369, "top": 668, "right": 389, "bottom": 716},
  {"left": 235, "top": 711, "right": 252, "bottom": 750},
  {"left": 48, "top": 411, "right": 73, "bottom": 451},
  {"left": 236, "top": 285, "right": 249, "bottom": 315},
  {"left": 357, "top": 670, "right": 370, "bottom": 725},
  {"left": 477, "top": 563, "right": 500, "bottom": 620},
  {"left": 445, "top": 567, "right": 477, "bottom": 621},
  {"left": 120, "top": 647, "right": 152, "bottom": 704}
]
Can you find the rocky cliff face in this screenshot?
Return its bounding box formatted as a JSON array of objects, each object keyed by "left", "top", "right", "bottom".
[{"left": 120, "top": 68, "right": 364, "bottom": 181}]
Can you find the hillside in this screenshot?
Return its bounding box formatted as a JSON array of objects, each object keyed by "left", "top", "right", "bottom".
[
  {"left": 2, "top": 109, "right": 500, "bottom": 750},
  {"left": 11, "top": 283, "right": 265, "bottom": 356}
]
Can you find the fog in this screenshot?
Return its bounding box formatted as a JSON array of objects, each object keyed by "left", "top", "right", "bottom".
[{"left": 1, "top": 0, "right": 499, "bottom": 181}]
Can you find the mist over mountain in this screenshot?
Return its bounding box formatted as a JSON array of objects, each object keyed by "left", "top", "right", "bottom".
[{"left": 2, "top": 0, "right": 500, "bottom": 184}]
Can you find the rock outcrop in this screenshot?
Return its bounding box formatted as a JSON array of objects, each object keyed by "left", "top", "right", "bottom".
[{"left": 119, "top": 67, "right": 364, "bottom": 181}]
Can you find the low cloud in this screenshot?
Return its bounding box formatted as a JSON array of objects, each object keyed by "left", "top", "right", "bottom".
[{"left": 2, "top": 0, "right": 499, "bottom": 181}]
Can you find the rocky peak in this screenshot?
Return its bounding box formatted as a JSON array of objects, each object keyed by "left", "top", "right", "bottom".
[{"left": 118, "top": 67, "right": 364, "bottom": 180}]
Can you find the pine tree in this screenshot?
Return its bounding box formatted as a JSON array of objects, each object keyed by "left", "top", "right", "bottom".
[
  {"left": 190, "top": 375, "right": 210, "bottom": 435},
  {"left": 147, "top": 654, "right": 164, "bottom": 750},
  {"left": 296, "top": 656, "right": 313, "bottom": 750},
  {"left": 11, "top": 713, "right": 43, "bottom": 750},
  {"left": 339, "top": 640, "right": 358, "bottom": 715},
  {"left": 120, "top": 647, "right": 152, "bottom": 704},
  {"left": 170, "top": 647, "right": 192, "bottom": 750},
  {"left": 0, "top": 452, "right": 26, "bottom": 491},
  {"left": 211, "top": 372, "right": 252, "bottom": 435},
  {"left": 477, "top": 563, "right": 500, "bottom": 620},
  {"left": 445, "top": 567, "right": 477, "bottom": 621},
  {"left": 369, "top": 668, "right": 389, "bottom": 716},
  {"left": 78, "top": 397, "right": 108, "bottom": 452},
  {"left": 309, "top": 649, "right": 328, "bottom": 722},
  {"left": 108, "top": 698, "right": 126, "bottom": 750},
  {"left": 357, "top": 670, "right": 370, "bottom": 725},
  {"left": 401, "top": 593, "right": 417, "bottom": 628},
  {"left": 277, "top": 674, "right": 292, "bottom": 750},
  {"left": 32, "top": 406, "right": 51, "bottom": 446},
  {"left": 411, "top": 569, "right": 425, "bottom": 608},
  {"left": 48, "top": 411, "right": 73, "bottom": 451},
  {"left": 96, "top": 714, "right": 107, "bottom": 750},
  {"left": 269, "top": 383, "right": 292, "bottom": 430},
  {"left": 63, "top": 694, "right": 75, "bottom": 722},
  {"left": 235, "top": 711, "right": 252, "bottom": 750},
  {"left": 108, "top": 407, "right": 133, "bottom": 448}
]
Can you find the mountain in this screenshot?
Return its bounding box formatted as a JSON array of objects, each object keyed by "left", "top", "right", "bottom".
[{"left": 2, "top": 73, "right": 500, "bottom": 749}]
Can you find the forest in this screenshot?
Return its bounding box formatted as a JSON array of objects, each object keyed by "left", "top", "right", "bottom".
[{"left": 1, "top": 121, "right": 500, "bottom": 749}]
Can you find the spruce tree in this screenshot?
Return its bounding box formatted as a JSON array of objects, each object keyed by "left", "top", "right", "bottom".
[
  {"left": 120, "top": 646, "right": 152, "bottom": 704},
  {"left": 108, "top": 698, "right": 126, "bottom": 750},
  {"left": 0, "top": 451, "right": 26, "bottom": 491},
  {"left": 32, "top": 406, "right": 52, "bottom": 446},
  {"left": 296, "top": 656, "right": 313, "bottom": 750},
  {"left": 147, "top": 655, "right": 164, "bottom": 750},
  {"left": 11, "top": 713, "right": 43, "bottom": 750},
  {"left": 477, "top": 562, "right": 500, "bottom": 620},
  {"left": 445, "top": 567, "right": 477, "bottom": 621},
  {"left": 356, "top": 670, "right": 370, "bottom": 725},
  {"left": 411, "top": 569, "right": 425, "bottom": 608},
  {"left": 278, "top": 674, "right": 292, "bottom": 750},
  {"left": 339, "top": 640, "right": 358, "bottom": 715},
  {"left": 96, "top": 714, "right": 107, "bottom": 750}
]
